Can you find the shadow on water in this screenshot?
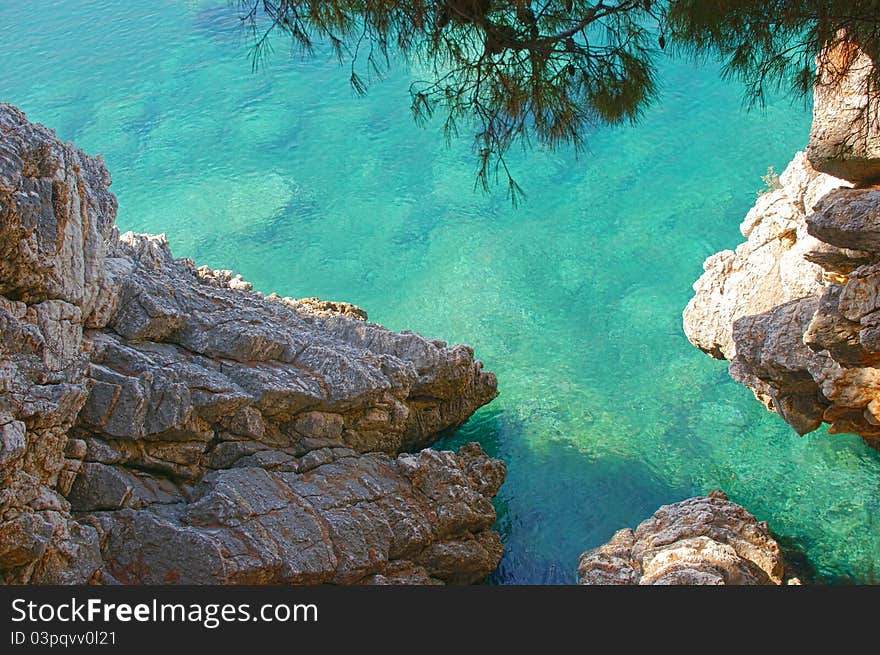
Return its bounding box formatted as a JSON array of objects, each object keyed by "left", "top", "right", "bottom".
[
  {"left": 437, "top": 407, "right": 695, "bottom": 585},
  {"left": 772, "top": 533, "right": 819, "bottom": 584},
  {"left": 194, "top": 4, "right": 245, "bottom": 45},
  {"left": 773, "top": 531, "right": 879, "bottom": 585}
]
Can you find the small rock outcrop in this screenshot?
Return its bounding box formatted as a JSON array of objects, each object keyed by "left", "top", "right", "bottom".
[
  {"left": 0, "top": 103, "right": 503, "bottom": 584},
  {"left": 685, "top": 41, "right": 880, "bottom": 449},
  {"left": 577, "top": 492, "right": 785, "bottom": 585}
]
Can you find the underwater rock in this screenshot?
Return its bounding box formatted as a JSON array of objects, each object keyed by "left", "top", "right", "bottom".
[
  {"left": 0, "top": 102, "right": 502, "bottom": 584},
  {"left": 577, "top": 492, "right": 785, "bottom": 585}
]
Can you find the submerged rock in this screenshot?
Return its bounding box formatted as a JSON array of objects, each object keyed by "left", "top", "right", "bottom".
[
  {"left": 0, "top": 103, "right": 502, "bottom": 584},
  {"left": 577, "top": 492, "right": 785, "bottom": 585}
]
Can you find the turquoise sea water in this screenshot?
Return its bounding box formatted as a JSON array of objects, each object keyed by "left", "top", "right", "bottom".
[{"left": 2, "top": 0, "right": 878, "bottom": 584}]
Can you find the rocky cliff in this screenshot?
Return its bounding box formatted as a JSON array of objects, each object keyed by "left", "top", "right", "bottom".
[
  {"left": 684, "top": 42, "right": 880, "bottom": 449},
  {"left": 0, "top": 103, "right": 503, "bottom": 584}
]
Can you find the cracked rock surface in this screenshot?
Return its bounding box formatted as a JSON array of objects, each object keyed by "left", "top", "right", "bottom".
[{"left": 0, "top": 103, "right": 502, "bottom": 584}]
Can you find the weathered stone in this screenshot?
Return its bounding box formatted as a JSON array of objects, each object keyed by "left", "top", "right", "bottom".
[
  {"left": 67, "top": 462, "right": 137, "bottom": 511},
  {"left": 293, "top": 297, "right": 368, "bottom": 321},
  {"left": 685, "top": 139, "right": 880, "bottom": 446},
  {"left": 684, "top": 153, "right": 843, "bottom": 360},
  {"left": 578, "top": 493, "right": 785, "bottom": 585},
  {"left": 802, "top": 238, "right": 876, "bottom": 274},
  {"left": 93, "top": 444, "right": 502, "bottom": 585},
  {"left": 576, "top": 529, "right": 640, "bottom": 585},
  {"left": 684, "top": 60, "right": 880, "bottom": 445},
  {"left": 362, "top": 561, "right": 443, "bottom": 585},
  {"left": 0, "top": 104, "right": 116, "bottom": 314},
  {"left": 731, "top": 298, "right": 831, "bottom": 435},
  {"left": 0, "top": 418, "right": 27, "bottom": 470},
  {"left": 294, "top": 411, "right": 345, "bottom": 440},
  {"left": 0, "top": 104, "right": 104, "bottom": 584},
  {"left": 808, "top": 39, "right": 880, "bottom": 184},
  {"left": 804, "top": 285, "right": 867, "bottom": 366},
  {"left": 0, "top": 103, "right": 502, "bottom": 585},
  {"left": 808, "top": 188, "right": 880, "bottom": 252}
]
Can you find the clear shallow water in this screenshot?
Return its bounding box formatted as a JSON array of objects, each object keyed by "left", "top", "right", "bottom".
[{"left": 2, "top": 0, "right": 878, "bottom": 584}]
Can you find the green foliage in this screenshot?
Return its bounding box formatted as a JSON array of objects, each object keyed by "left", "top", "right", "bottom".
[
  {"left": 757, "top": 165, "right": 783, "bottom": 196},
  {"left": 667, "top": 1, "right": 880, "bottom": 108},
  {"left": 238, "top": 1, "right": 880, "bottom": 197}
]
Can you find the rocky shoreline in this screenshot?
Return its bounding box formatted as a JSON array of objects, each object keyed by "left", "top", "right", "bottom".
[
  {"left": 684, "top": 42, "right": 880, "bottom": 450},
  {"left": 0, "top": 103, "right": 503, "bottom": 584},
  {"left": 4, "top": 35, "right": 877, "bottom": 585},
  {"left": 0, "top": 102, "right": 800, "bottom": 587}
]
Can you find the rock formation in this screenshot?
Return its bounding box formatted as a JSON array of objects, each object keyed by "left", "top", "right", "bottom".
[
  {"left": 683, "top": 151, "right": 845, "bottom": 361},
  {"left": 0, "top": 103, "right": 503, "bottom": 584},
  {"left": 577, "top": 491, "right": 786, "bottom": 585},
  {"left": 684, "top": 41, "right": 880, "bottom": 449},
  {"left": 808, "top": 39, "right": 880, "bottom": 184}
]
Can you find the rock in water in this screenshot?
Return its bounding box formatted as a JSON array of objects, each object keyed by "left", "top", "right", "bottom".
[
  {"left": 684, "top": 43, "right": 880, "bottom": 449},
  {"left": 0, "top": 102, "right": 503, "bottom": 584},
  {"left": 577, "top": 492, "right": 785, "bottom": 585}
]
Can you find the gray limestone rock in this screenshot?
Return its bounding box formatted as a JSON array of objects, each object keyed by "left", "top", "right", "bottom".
[
  {"left": 808, "top": 188, "right": 880, "bottom": 252},
  {"left": 683, "top": 153, "right": 843, "bottom": 360},
  {"left": 0, "top": 102, "right": 502, "bottom": 585}
]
